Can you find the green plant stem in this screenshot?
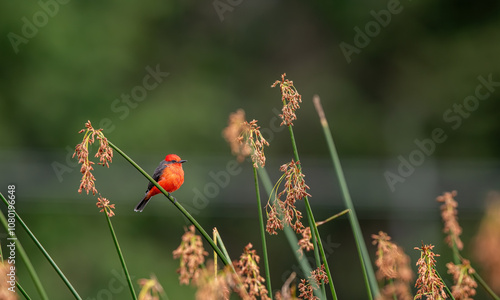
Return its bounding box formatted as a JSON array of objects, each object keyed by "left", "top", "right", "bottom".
[
  {"left": 313, "top": 95, "right": 378, "bottom": 299},
  {"left": 214, "top": 230, "right": 237, "bottom": 274},
  {"left": 108, "top": 141, "right": 230, "bottom": 267},
  {"left": 17, "top": 282, "right": 31, "bottom": 299},
  {"left": 305, "top": 200, "right": 327, "bottom": 300},
  {"left": 0, "top": 193, "right": 82, "bottom": 300},
  {"left": 286, "top": 124, "right": 337, "bottom": 300},
  {"left": 252, "top": 166, "right": 272, "bottom": 299},
  {"left": 214, "top": 230, "right": 251, "bottom": 299},
  {"left": 473, "top": 272, "right": 500, "bottom": 300},
  {"left": 453, "top": 247, "right": 460, "bottom": 265},
  {"left": 316, "top": 209, "right": 350, "bottom": 226},
  {"left": 0, "top": 210, "right": 48, "bottom": 300},
  {"left": 104, "top": 210, "right": 137, "bottom": 299},
  {"left": 435, "top": 269, "right": 455, "bottom": 300}
]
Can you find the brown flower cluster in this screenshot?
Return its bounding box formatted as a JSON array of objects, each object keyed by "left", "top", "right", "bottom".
[
  {"left": 194, "top": 263, "right": 233, "bottom": 300},
  {"left": 74, "top": 120, "right": 116, "bottom": 216},
  {"left": 173, "top": 228, "right": 273, "bottom": 299},
  {"left": 271, "top": 73, "right": 302, "bottom": 126},
  {"left": 173, "top": 225, "right": 209, "bottom": 285},
  {"left": 236, "top": 243, "right": 271, "bottom": 300},
  {"left": 437, "top": 191, "right": 463, "bottom": 251},
  {"left": 297, "top": 227, "right": 314, "bottom": 257},
  {"left": 473, "top": 191, "right": 500, "bottom": 294},
  {"left": 223, "top": 110, "right": 269, "bottom": 168},
  {"left": 446, "top": 258, "right": 477, "bottom": 300},
  {"left": 414, "top": 243, "right": 447, "bottom": 300},
  {"left": 298, "top": 265, "right": 329, "bottom": 300},
  {"left": 137, "top": 274, "right": 164, "bottom": 300},
  {"left": 96, "top": 196, "right": 116, "bottom": 217},
  {"left": 223, "top": 109, "right": 252, "bottom": 163},
  {"left": 241, "top": 120, "right": 270, "bottom": 168},
  {"left": 266, "top": 160, "right": 311, "bottom": 235},
  {"left": 372, "top": 231, "right": 413, "bottom": 300},
  {"left": 73, "top": 120, "right": 113, "bottom": 195},
  {"left": 298, "top": 279, "right": 315, "bottom": 300}
]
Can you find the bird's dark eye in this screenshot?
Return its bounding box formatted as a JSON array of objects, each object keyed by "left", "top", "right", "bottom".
[{"left": 170, "top": 160, "right": 176, "bottom": 163}]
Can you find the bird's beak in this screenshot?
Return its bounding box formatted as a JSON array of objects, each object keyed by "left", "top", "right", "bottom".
[{"left": 179, "top": 160, "right": 187, "bottom": 163}]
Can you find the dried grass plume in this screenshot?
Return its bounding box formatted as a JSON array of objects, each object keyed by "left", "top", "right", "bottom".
[
  {"left": 473, "top": 191, "right": 500, "bottom": 294},
  {"left": 372, "top": 231, "right": 413, "bottom": 300},
  {"left": 437, "top": 191, "right": 463, "bottom": 251}
]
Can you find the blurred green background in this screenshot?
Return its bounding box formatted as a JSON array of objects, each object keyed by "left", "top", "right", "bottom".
[{"left": 1, "top": 0, "right": 500, "bottom": 299}]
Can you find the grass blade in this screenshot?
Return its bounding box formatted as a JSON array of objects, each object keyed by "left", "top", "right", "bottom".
[
  {"left": 286, "top": 123, "right": 338, "bottom": 299},
  {"left": 104, "top": 210, "right": 137, "bottom": 299},
  {"left": 0, "top": 193, "right": 82, "bottom": 299},
  {"left": 313, "top": 95, "right": 378, "bottom": 299},
  {"left": 252, "top": 166, "right": 273, "bottom": 298},
  {"left": 0, "top": 210, "right": 48, "bottom": 299}
]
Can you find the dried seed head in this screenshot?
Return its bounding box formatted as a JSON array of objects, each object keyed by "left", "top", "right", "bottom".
[
  {"left": 96, "top": 196, "right": 116, "bottom": 217},
  {"left": 237, "top": 243, "right": 271, "bottom": 299},
  {"left": 372, "top": 231, "right": 414, "bottom": 300},
  {"left": 137, "top": 274, "right": 164, "bottom": 300},
  {"left": 223, "top": 109, "right": 252, "bottom": 163},
  {"left": 271, "top": 73, "right": 302, "bottom": 127},
  {"left": 223, "top": 110, "right": 269, "bottom": 168},
  {"left": 414, "top": 243, "right": 447, "bottom": 300},
  {"left": 298, "top": 265, "right": 328, "bottom": 300},
  {"left": 173, "top": 225, "right": 208, "bottom": 286},
  {"left": 194, "top": 262, "right": 232, "bottom": 300},
  {"left": 437, "top": 191, "right": 463, "bottom": 250},
  {"left": 298, "top": 279, "right": 317, "bottom": 300},
  {"left": 298, "top": 227, "right": 314, "bottom": 257},
  {"left": 278, "top": 159, "right": 311, "bottom": 205},
  {"left": 243, "top": 120, "right": 269, "bottom": 168},
  {"left": 73, "top": 120, "right": 113, "bottom": 195},
  {"left": 473, "top": 191, "right": 500, "bottom": 294},
  {"left": 447, "top": 258, "right": 477, "bottom": 300},
  {"left": 265, "top": 159, "right": 310, "bottom": 235}
]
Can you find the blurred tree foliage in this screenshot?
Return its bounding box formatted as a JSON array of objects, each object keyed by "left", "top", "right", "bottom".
[{"left": 1, "top": 0, "right": 499, "bottom": 158}]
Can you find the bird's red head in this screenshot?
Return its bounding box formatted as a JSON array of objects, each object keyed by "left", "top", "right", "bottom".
[{"left": 165, "top": 154, "right": 187, "bottom": 164}]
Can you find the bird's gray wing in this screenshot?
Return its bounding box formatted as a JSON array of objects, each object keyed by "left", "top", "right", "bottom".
[{"left": 146, "top": 161, "right": 170, "bottom": 192}]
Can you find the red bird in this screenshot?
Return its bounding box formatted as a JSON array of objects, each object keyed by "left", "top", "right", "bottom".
[{"left": 134, "top": 154, "right": 186, "bottom": 212}]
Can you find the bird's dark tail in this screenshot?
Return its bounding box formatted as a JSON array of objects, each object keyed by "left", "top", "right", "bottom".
[{"left": 134, "top": 196, "right": 150, "bottom": 212}]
